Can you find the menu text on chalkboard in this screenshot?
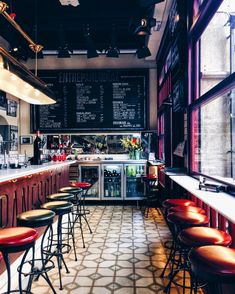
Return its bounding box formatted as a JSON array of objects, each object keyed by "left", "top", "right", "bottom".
[{"left": 31, "top": 69, "right": 148, "bottom": 132}]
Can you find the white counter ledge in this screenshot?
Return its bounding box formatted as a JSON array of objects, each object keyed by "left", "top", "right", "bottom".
[
  {"left": 76, "top": 159, "right": 147, "bottom": 164},
  {"left": 0, "top": 160, "right": 76, "bottom": 183},
  {"left": 169, "top": 174, "right": 235, "bottom": 224}
]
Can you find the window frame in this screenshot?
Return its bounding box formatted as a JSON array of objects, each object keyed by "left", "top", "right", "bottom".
[{"left": 188, "top": 0, "right": 235, "bottom": 183}]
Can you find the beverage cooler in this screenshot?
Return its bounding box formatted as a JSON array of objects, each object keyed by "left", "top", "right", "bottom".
[
  {"left": 102, "top": 164, "right": 123, "bottom": 199},
  {"left": 124, "top": 164, "right": 146, "bottom": 199},
  {"left": 79, "top": 164, "right": 100, "bottom": 199}
]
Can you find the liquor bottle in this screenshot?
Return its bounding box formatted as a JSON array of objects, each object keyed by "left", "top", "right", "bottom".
[{"left": 32, "top": 130, "right": 42, "bottom": 165}]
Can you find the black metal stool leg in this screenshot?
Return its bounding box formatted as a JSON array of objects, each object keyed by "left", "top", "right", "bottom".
[
  {"left": 3, "top": 252, "right": 11, "bottom": 293},
  {"left": 78, "top": 214, "right": 86, "bottom": 248},
  {"left": 82, "top": 214, "right": 92, "bottom": 234},
  {"left": 18, "top": 247, "right": 32, "bottom": 293},
  {"left": 160, "top": 242, "right": 174, "bottom": 278},
  {"left": 25, "top": 246, "right": 35, "bottom": 293},
  {"left": 69, "top": 213, "right": 78, "bottom": 261}
]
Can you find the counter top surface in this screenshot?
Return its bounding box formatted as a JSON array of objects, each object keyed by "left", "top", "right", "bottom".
[
  {"left": 75, "top": 159, "right": 147, "bottom": 164},
  {"left": 0, "top": 160, "right": 76, "bottom": 183},
  {"left": 169, "top": 174, "right": 235, "bottom": 224}
]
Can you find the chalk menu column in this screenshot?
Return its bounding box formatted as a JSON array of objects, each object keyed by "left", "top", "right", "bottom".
[
  {"left": 112, "top": 76, "right": 144, "bottom": 129},
  {"left": 73, "top": 83, "right": 105, "bottom": 127}
]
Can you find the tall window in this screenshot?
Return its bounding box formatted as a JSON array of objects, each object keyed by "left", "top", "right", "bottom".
[
  {"left": 190, "top": 0, "right": 235, "bottom": 185},
  {"left": 200, "top": 0, "right": 234, "bottom": 96}
]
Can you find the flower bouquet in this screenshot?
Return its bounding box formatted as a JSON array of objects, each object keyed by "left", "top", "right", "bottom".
[{"left": 120, "top": 137, "right": 142, "bottom": 159}]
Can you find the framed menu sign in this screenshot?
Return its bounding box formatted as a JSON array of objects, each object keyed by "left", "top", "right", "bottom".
[{"left": 31, "top": 69, "right": 148, "bottom": 132}]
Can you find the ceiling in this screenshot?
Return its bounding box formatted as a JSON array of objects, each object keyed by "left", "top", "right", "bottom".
[{"left": 0, "top": 0, "right": 166, "bottom": 58}]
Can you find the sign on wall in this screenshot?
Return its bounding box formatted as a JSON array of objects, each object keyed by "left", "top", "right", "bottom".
[{"left": 31, "top": 69, "right": 148, "bottom": 132}]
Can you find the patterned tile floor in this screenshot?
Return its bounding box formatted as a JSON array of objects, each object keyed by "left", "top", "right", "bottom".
[{"left": 32, "top": 205, "right": 195, "bottom": 293}]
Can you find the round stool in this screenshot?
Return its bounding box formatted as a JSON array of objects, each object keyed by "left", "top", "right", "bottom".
[
  {"left": 189, "top": 245, "right": 235, "bottom": 294},
  {"left": 179, "top": 227, "right": 232, "bottom": 293},
  {"left": 59, "top": 186, "right": 92, "bottom": 248},
  {"left": 0, "top": 227, "right": 38, "bottom": 293},
  {"left": 70, "top": 181, "right": 91, "bottom": 190},
  {"left": 47, "top": 192, "right": 77, "bottom": 261},
  {"left": 167, "top": 211, "right": 209, "bottom": 228},
  {"left": 162, "top": 199, "right": 196, "bottom": 210},
  {"left": 70, "top": 182, "right": 92, "bottom": 216},
  {"left": 142, "top": 175, "right": 160, "bottom": 217},
  {"left": 59, "top": 186, "right": 83, "bottom": 195},
  {"left": 41, "top": 201, "right": 73, "bottom": 290},
  {"left": 17, "top": 209, "right": 56, "bottom": 293},
  {"left": 168, "top": 205, "right": 206, "bottom": 214},
  {"left": 161, "top": 211, "right": 210, "bottom": 292},
  {"left": 47, "top": 192, "right": 75, "bottom": 202},
  {"left": 179, "top": 227, "right": 232, "bottom": 248}
]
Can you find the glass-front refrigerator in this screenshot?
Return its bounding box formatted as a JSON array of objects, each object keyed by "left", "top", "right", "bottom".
[
  {"left": 79, "top": 164, "right": 100, "bottom": 199},
  {"left": 124, "top": 164, "right": 146, "bottom": 199},
  {"left": 102, "top": 164, "right": 123, "bottom": 199}
]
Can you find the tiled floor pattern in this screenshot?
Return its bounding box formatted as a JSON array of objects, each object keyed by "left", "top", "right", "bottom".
[{"left": 32, "top": 206, "right": 196, "bottom": 293}]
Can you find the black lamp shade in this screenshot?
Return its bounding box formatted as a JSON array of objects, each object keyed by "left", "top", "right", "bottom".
[
  {"left": 136, "top": 46, "right": 151, "bottom": 59},
  {"left": 106, "top": 47, "right": 119, "bottom": 58}
]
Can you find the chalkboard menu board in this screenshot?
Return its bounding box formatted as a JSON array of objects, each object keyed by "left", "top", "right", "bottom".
[{"left": 32, "top": 69, "right": 148, "bottom": 132}]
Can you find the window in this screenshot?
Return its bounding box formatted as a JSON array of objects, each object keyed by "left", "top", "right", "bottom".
[
  {"left": 189, "top": 0, "right": 235, "bottom": 185},
  {"left": 200, "top": 0, "right": 235, "bottom": 96},
  {"left": 191, "top": 88, "right": 232, "bottom": 182}
]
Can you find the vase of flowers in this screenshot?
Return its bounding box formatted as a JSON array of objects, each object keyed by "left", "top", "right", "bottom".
[{"left": 120, "top": 137, "right": 142, "bottom": 160}]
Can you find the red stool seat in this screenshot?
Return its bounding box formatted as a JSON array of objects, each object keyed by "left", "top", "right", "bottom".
[
  {"left": 179, "top": 227, "right": 232, "bottom": 247},
  {"left": 163, "top": 199, "right": 196, "bottom": 209},
  {"left": 189, "top": 245, "right": 235, "bottom": 281},
  {"left": 0, "top": 227, "right": 38, "bottom": 248},
  {"left": 167, "top": 211, "right": 209, "bottom": 228},
  {"left": 70, "top": 182, "right": 91, "bottom": 189},
  {"left": 168, "top": 205, "right": 206, "bottom": 214}
]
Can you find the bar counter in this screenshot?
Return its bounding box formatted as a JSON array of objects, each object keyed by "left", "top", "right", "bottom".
[
  {"left": 0, "top": 160, "right": 76, "bottom": 183},
  {"left": 0, "top": 160, "right": 76, "bottom": 228}
]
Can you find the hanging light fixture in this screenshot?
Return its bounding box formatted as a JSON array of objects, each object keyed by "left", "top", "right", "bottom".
[
  {"left": 84, "top": 25, "right": 99, "bottom": 59},
  {"left": 136, "top": 45, "right": 151, "bottom": 59},
  {"left": 0, "top": 1, "right": 56, "bottom": 105},
  {"left": 106, "top": 25, "right": 120, "bottom": 58},
  {"left": 0, "top": 47, "right": 55, "bottom": 104}
]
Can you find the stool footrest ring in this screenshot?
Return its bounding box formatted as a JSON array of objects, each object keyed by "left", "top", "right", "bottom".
[
  {"left": 18, "top": 259, "right": 55, "bottom": 276},
  {"left": 43, "top": 243, "right": 71, "bottom": 256}
]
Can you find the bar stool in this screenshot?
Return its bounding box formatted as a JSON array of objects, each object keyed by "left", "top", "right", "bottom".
[
  {"left": 162, "top": 199, "right": 196, "bottom": 210},
  {"left": 41, "top": 200, "right": 73, "bottom": 290},
  {"left": 162, "top": 199, "right": 197, "bottom": 251},
  {"left": 17, "top": 209, "right": 56, "bottom": 293},
  {"left": 161, "top": 211, "right": 210, "bottom": 293},
  {"left": 162, "top": 199, "right": 197, "bottom": 234},
  {"left": 59, "top": 186, "right": 92, "bottom": 248},
  {"left": 168, "top": 205, "right": 206, "bottom": 214},
  {"left": 142, "top": 175, "right": 160, "bottom": 217},
  {"left": 0, "top": 227, "right": 38, "bottom": 293},
  {"left": 178, "top": 227, "right": 232, "bottom": 294},
  {"left": 46, "top": 192, "right": 78, "bottom": 261},
  {"left": 189, "top": 245, "right": 235, "bottom": 294},
  {"left": 70, "top": 181, "right": 92, "bottom": 215}
]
